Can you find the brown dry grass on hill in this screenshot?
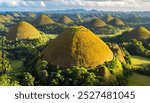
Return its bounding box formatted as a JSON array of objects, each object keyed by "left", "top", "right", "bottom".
[
  {"left": 60, "top": 16, "right": 74, "bottom": 24},
  {"left": 34, "top": 14, "right": 55, "bottom": 25},
  {"left": 123, "top": 26, "right": 150, "bottom": 41},
  {"left": 6, "top": 21, "right": 41, "bottom": 40},
  {"left": 0, "top": 17, "right": 6, "bottom": 23},
  {"left": 109, "top": 18, "right": 125, "bottom": 26},
  {"left": 110, "top": 43, "right": 126, "bottom": 63},
  {"left": 0, "top": 15, "right": 10, "bottom": 22},
  {"left": 6, "top": 14, "right": 14, "bottom": 20},
  {"left": 104, "top": 15, "right": 114, "bottom": 23},
  {"left": 90, "top": 18, "right": 106, "bottom": 27},
  {"left": 42, "top": 26, "right": 113, "bottom": 68}
]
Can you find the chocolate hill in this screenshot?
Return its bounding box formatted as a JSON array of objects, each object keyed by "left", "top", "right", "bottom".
[
  {"left": 0, "top": 15, "right": 10, "bottom": 22},
  {"left": 6, "top": 14, "right": 14, "bottom": 20},
  {"left": 121, "top": 26, "right": 150, "bottom": 41},
  {"left": 12, "top": 13, "right": 20, "bottom": 17},
  {"left": 110, "top": 44, "right": 126, "bottom": 63},
  {"left": 28, "top": 12, "right": 36, "bottom": 18},
  {"left": 34, "top": 14, "right": 54, "bottom": 25},
  {"left": 108, "top": 18, "right": 125, "bottom": 26},
  {"left": 59, "top": 16, "right": 74, "bottom": 24},
  {"left": 104, "top": 15, "right": 114, "bottom": 23},
  {"left": 99, "top": 66, "right": 116, "bottom": 82},
  {"left": 6, "top": 21, "right": 41, "bottom": 40},
  {"left": 42, "top": 26, "right": 113, "bottom": 68},
  {"left": 89, "top": 18, "right": 106, "bottom": 27}
]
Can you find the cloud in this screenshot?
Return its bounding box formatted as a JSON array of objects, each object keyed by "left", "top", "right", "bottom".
[
  {"left": 0, "top": 0, "right": 150, "bottom": 11},
  {"left": 40, "top": 1, "right": 46, "bottom": 7}
]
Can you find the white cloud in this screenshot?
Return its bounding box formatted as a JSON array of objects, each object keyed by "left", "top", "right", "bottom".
[
  {"left": 0, "top": 0, "right": 150, "bottom": 11},
  {"left": 40, "top": 1, "right": 46, "bottom": 7}
]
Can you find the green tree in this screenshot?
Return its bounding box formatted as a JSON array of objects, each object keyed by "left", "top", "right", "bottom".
[
  {"left": 22, "top": 72, "right": 35, "bottom": 86},
  {"left": 0, "top": 74, "right": 20, "bottom": 86}
]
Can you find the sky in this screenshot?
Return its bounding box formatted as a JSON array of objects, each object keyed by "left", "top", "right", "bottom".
[{"left": 0, "top": 0, "right": 150, "bottom": 11}]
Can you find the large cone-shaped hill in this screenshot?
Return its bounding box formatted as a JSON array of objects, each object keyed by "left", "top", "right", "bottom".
[
  {"left": 104, "top": 15, "right": 114, "bottom": 23},
  {"left": 28, "top": 12, "right": 36, "bottom": 18},
  {"left": 6, "top": 21, "right": 41, "bottom": 40},
  {"left": 108, "top": 18, "right": 125, "bottom": 26},
  {"left": 42, "top": 26, "right": 113, "bottom": 68},
  {"left": 12, "top": 13, "right": 20, "bottom": 17},
  {"left": 121, "top": 26, "right": 150, "bottom": 41},
  {"left": 34, "top": 14, "right": 54, "bottom": 25},
  {"left": 59, "top": 16, "right": 74, "bottom": 24},
  {"left": 89, "top": 18, "right": 106, "bottom": 27}
]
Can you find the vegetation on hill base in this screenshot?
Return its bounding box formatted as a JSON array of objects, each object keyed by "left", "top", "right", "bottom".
[
  {"left": 22, "top": 51, "right": 132, "bottom": 86},
  {"left": 36, "top": 23, "right": 67, "bottom": 34},
  {"left": 0, "top": 24, "right": 8, "bottom": 36},
  {"left": 0, "top": 51, "right": 12, "bottom": 74},
  {"left": 90, "top": 25, "right": 120, "bottom": 35},
  {"left": 0, "top": 74, "right": 20, "bottom": 86},
  {"left": 0, "top": 50, "right": 20, "bottom": 86},
  {"left": 123, "top": 39, "right": 150, "bottom": 58}
]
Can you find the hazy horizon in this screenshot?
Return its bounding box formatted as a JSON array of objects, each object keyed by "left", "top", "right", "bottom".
[{"left": 1, "top": 0, "right": 150, "bottom": 11}]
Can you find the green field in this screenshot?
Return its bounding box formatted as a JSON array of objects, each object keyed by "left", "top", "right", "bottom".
[
  {"left": 128, "top": 73, "right": 150, "bottom": 86},
  {"left": 10, "top": 60, "right": 24, "bottom": 77},
  {"left": 10, "top": 60, "right": 23, "bottom": 69},
  {"left": 46, "top": 30, "right": 128, "bottom": 39},
  {"left": 98, "top": 30, "right": 127, "bottom": 38},
  {"left": 131, "top": 56, "right": 150, "bottom": 68},
  {"left": 46, "top": 34, "right": 57, "bottom": 39},
  {"left": 128, "top": 56, "right": 150, "bottom": 86}
]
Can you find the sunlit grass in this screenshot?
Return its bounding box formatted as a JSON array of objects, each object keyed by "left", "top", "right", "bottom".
[
  {"left": 131, "top": 56, "right": 150, "bottom": 68},
  {"left": 128, "top": 73, "right": 150, "bottom": 86}
]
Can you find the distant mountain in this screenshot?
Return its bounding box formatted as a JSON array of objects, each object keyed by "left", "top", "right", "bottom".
[{"left": 48, "top": 9, "right": 87, "bottom": 14}]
